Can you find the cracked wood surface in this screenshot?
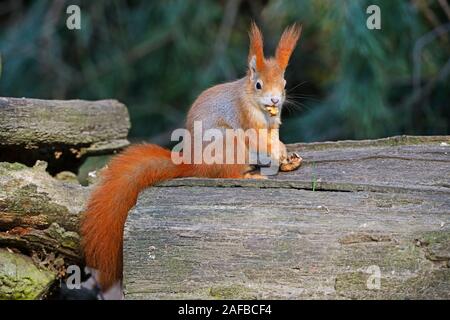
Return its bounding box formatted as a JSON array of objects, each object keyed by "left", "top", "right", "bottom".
[
  {"left": 123, "top": 135, "right": 450, "bottom": 299},
  {"left": 0, "top": 161, "right": 86, "bottom": 263},
  {"left": 0, "top": 97, "right": 130, "bottom": 151},
  {"left": 0, "top": 97, "right": 130, "bottom": 173}
]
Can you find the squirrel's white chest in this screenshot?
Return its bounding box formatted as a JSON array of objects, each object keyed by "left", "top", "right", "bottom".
[{"left": 251, "top": 106, "right": 281, "bottom": 129}]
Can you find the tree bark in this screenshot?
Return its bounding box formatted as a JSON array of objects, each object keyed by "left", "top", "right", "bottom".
[
  {"left": 0, "top": 161, "right": 89, "bottom": 263},
  {"left": 124, "top": 135, "right": 450, "bottom": 299},
  {"left": 1, "top": 135, "right": 449, "bottom": 299},
  {"left": 0, "top": 97, "right": 130, "bottom": 174}
]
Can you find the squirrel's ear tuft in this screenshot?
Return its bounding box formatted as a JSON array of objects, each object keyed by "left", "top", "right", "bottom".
[
  {"left": 248, "top": 22, "right": 265, "bottom": 71},
  {"left": 275, "top": 23, "right": 302, "bottom": 70}
]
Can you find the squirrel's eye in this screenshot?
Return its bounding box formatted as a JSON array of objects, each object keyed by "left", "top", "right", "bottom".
[
  {"left": 283, "top": 80, "right": 287, "bottom": 89},
  {"left": 255, "top": 81, "right": 262, "bottom": 90}
]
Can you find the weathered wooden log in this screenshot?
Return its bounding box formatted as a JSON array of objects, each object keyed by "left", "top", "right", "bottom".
[
  {"left": 0, "top": 97, "right": 130, "bottom": 174},
  {"left": 0, "top": 248, "right": 56, "bottom": 299},
  {"left": 1, "top": 135, "right": 449, "bottom": 299},
  {"left": 0, "top": 161, "right": 88, "bottom": 263},
  {"left": 123, "top": 135, "right": 450, "bottom": 299}
]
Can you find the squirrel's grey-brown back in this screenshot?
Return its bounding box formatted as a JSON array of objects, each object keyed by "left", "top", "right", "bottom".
[{"left": 186, "top": 78, "right": 247, "bottom": 132}]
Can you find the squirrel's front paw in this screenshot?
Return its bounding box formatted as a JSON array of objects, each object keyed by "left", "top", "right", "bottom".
[{"left": 280, "top": 152, "right": 302, "bottom": 172}]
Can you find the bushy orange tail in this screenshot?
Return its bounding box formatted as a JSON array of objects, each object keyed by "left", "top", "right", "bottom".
[{"left": 80, "top": 144, "right": 245, "bottom": 289}]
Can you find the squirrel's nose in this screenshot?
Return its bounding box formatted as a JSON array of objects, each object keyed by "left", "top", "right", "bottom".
[{"left": 271, "top": 98, "right": 279, "bottom": 105}]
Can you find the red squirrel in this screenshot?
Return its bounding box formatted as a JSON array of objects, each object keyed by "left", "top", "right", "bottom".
[{"left": 81, "top": 23, "right": 302, "bottom": 290}]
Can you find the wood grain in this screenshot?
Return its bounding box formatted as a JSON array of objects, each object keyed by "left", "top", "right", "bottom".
[
  {"left": 124, "top": 135, "right": 450, "bottom": 299},
  {"left": 0, "top": 97, "right": 130, "bottom": 173},
  {"left": 0, "top": 161, "right": 88, "bottom": 263}
]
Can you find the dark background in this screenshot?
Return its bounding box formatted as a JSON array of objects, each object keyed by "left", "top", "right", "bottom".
[{"left": 0, "top": 0, "right": 449, "bottom": 145}]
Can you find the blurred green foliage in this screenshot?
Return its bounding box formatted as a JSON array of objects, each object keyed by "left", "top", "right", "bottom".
[{"left": 0, "top": 0, "right": 448, "bottom": 143}]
